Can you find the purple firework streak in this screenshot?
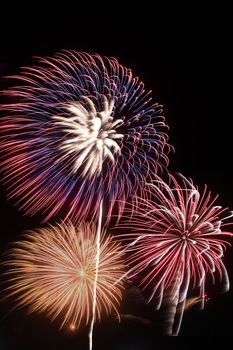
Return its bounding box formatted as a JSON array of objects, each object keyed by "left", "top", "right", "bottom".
[
  {"left": 0, "top": 51, "right": 171, "bottom": 224},
  {"left": 116, "top": 174, "right": 233, "bottom": 335}
]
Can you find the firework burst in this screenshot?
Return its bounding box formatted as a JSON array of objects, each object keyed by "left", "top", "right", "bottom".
[
  {"left": 0, "top": 51, "right": 171, "bottom": 223},
  {"left": 116, "top": 174, "right": 233, "bottom": 335},
  {"left": 3, "top": 221, "right": 125, "bottom": 330}
]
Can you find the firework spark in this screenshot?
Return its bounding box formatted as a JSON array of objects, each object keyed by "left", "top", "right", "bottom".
[
  {"left": 3, "top": 221, "right": 125, "bottom": 330},
  {"left": 0, "top": 51, "right": 171, "bottom": 223},
  {"left": 116, "top": 174, "right": 233, "bottom": 335}
]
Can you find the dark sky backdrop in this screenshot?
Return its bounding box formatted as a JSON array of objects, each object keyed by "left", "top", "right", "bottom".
[{"left": 0, "top": 2, "right": 232, "bottom": 349}]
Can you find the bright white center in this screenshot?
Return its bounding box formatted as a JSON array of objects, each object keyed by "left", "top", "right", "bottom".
[
  {"left": 79, "top": 268, "right": 86, "bottom": 277},
  {"left": 53, "top": 96, "right": 124, "bottom": 178}
]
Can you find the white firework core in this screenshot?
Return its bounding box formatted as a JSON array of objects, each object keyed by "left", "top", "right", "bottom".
[{"left": 53, "top": 95, "right": 124, "bottom": 178}]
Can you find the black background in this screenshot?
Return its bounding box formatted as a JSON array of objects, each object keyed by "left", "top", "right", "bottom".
[{"left": 0, "top": 2, "right": 232, "bottom": 349}]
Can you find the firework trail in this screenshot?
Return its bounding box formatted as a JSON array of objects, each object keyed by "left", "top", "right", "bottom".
[
  {"left": 88, "top": 200, "right": 103, "bottom": 350},
  {"left": 0, "top": 51, "right": 171, "bottom": 347},
  {"left": 116, "top": 174, "right": 233, "bottom": 335},
  {"left": 3, "top": 221, "right": 125, "bottom": 331}
]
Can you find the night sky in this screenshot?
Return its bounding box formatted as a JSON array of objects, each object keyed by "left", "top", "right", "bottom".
[{"left": 0, "top": 2, "right": 232, "bottom": 349}]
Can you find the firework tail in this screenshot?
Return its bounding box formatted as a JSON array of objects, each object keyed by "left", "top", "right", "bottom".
[
  {"left": 89, "top": 199, "right": 103, "bottom": 350},
  {"left": 156, "top": 273, "right": 184, "bottom": 336}
]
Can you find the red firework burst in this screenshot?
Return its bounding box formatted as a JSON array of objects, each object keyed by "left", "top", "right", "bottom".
[{"left": 116, "top": 174, "right": 233, "bottom": 334}]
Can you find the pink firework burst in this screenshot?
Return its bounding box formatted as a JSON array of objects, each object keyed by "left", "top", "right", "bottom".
[
  {"left": 116, "top": 174, "right": 233, "bottom": 335},
  {"left": 0, "top": 51, "right": 171, "bottom": 224}
]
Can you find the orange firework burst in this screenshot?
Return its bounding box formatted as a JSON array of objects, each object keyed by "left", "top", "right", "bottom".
[{"left": 3, "top": 221, "right": 125, "bottom": 330}]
